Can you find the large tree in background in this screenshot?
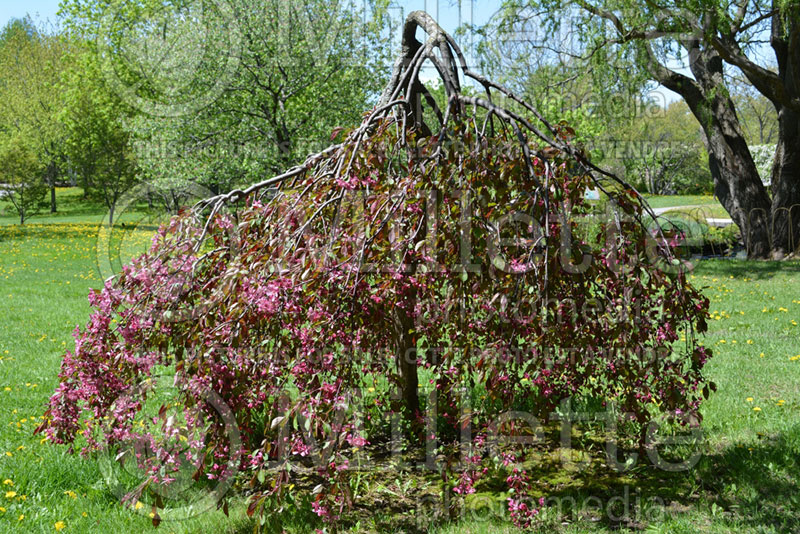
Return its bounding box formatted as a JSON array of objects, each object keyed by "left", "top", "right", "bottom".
[
  {"left": 686, "top": 1, "right": 800, "bottom": 255},
  {"left": 60, "top": 0, "right": 393, "bottom": 196},
  {"left": 0, "top": 18, "right": 73, "bottom": 214},
  {"left": 61, "top": 45, "right": 140, "bottom": 225},
  {"left": 496, "top": 0, "right": 800, "bottom": 258},
  {"left": 476, "top": 23, "right": 712, "bottom": 195}
]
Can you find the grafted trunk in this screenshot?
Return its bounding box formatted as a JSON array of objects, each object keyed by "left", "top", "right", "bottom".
[{"left": 394, "top": 301, "right": 420, "bottom": 426}]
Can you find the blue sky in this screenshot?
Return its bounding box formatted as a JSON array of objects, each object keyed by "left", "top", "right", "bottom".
[
  {"left": 0, "top": 0, "right": 62, "bottom": 27},
  {"left": 0, "top": 0, "right": 503, "bottom": 29},
  {"left": 2, "top": 0, "right": 684, "bottom": 103}
]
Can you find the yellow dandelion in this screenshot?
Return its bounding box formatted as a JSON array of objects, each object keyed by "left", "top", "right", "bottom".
[
  {"left": 64, "top": 490, "right": 77, "bottom": 499},
  {"left": 134, "top": 501, "right": 143, "bottom": 510},
  {"left": 746, "top": 339, "right": 753, "bottom": 344},
  {"left": 760, "top": 352, "right": 765, "bottom": 358},
  {"left": 54, "top": 520, "right": 66, "bottom": 531},
  {"left": 2, "top": 480, "right": 12, "bottom": 486},
  {"left": 753, "top": 406, "right": 762, "bottom": 412},
  {"left": 746, "top": 397, "right": 753, "bottom": 402},
  {"left": 0, "top": 506, "right": 5, "bottom": 512},
  {"left": 18, "top": 514, "right": 23, "bottom": 521},
  {"left": 4, "top": 491, "right": 16, "bottom": 499}
]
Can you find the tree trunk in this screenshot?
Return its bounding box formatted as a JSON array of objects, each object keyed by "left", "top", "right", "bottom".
[
  {"left": 48, "top": 162, "right": 57, "bottom": 213},
  {"left": 770, "top": 106, "right": 800, "bottom": 256},
  {"left": 394, "top": 300, "right": 420, "bottom": 427},
  {"left": 768, "top": 4, "right": 800, "bottom": 257},
  {"left": 660, "top": 46, "right": 773, "bottom": 258},
  {"left": 703, "top": 116, "right": 772, "bottom": 259}
]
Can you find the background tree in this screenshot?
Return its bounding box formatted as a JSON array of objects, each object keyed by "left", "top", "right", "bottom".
[
  {"left": 494, "top": 0, "right": 798, "bottom": 258},
  {"left": 61, "top": 45, "right": 139, "bottom": 225},
  {"left": 697, "top": 1, "right": 800, "bottom": 256},
  {"left": 730, "top": 72, "right": 779, "bottom": 146},
  {"left": 615, "top": 101, "right": 712, "bottom": 195},
  {"left": 61, "top": 0, "right": 393, "bottom": 197},
  {"left": 0, "top": 18, "right": 74, "bottom": 214},
  {"left": 0, "top": 134, "right": 47, "bottom": 224}
]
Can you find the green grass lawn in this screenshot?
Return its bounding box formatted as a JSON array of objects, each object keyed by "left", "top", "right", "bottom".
[
  {"left": 0, "top": 208, "right": 798, "bottom": 533},
  {"left": 643, "top": 195, "right": 719, "bottom": 210},
  {"left": 643, "top": 195, "right": 731, "bottom": 219}
]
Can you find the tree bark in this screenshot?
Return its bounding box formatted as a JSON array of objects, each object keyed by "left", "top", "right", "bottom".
[
  {"left": 768, "top": 6, "right": 800, "bottom": 257},
  {"left": 48, "top": 161, "right": 57, "bottom": 213},
  {"left": 700, "top": 97, "right": 772, "bottom": 259},
  {"left": 394, "top": 296, "right": 420, "bottom": 428},
  {"left": 706, "top": 2, "right": 800, "bottom": 257},
  {"left": 770, "top": 105, "right": 800, "bottom": 256},
  {"left": 654, "top": 44, "right": 772, "bottom": 258}
]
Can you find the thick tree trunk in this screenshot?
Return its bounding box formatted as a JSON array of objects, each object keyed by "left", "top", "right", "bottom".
[
  {"left": 766, "top": 4, "right": 800, "bottom": 257},
  {"left": 770, "top": 106, "right": 800, "bottom": 256},
  {"left": 703, "top": 119, "right": 773, "bottom": 259},
  {"left": 661, "top": 46, "right": 773, "bottom": 258}
]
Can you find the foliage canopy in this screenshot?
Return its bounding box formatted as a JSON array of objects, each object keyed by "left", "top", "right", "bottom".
[{"left": 41, "top": 11, "right": 713, "bottom": 529}]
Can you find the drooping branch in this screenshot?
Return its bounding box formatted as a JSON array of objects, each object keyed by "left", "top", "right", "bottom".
[
  {"left": 191, "top": 10, "right": 672, "bottom": 258},
  {"left": 44, "top": 11, "right": 716, "bottom": 529}
]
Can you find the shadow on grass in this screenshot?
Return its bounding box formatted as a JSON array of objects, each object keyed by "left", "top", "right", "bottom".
[
  {"left": 88, "top": 422, "right": 799, "bottom": 533},
  {"left": 694, "top": 425, "right": 800, "bottom": 532},
  {"left": 523, "top": 422, "right": 800, "bottom": 532}
]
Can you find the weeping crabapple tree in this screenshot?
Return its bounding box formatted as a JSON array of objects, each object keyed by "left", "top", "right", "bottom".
[{"left": 39, "top": 12, "right": 713, "bottom": 529}]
